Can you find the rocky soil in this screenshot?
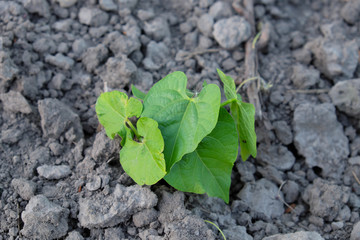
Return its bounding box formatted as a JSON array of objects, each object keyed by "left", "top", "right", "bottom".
[{"left": 0, "top": 0, "right": 360, "bottom": 239}]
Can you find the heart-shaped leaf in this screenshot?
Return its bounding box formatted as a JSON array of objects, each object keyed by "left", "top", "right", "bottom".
[
  {"left": 95, "top": 91, "right": 142, "bottom": 139},
  {"left": 230, "top": 99, "right": 257, "bottom": 160},
  {"left": 120, "top": 117, "right": 166, "bottom": 185},
  {"left": 131, "top": 85, "right": 146, "bottom": 100},
  {"left": 164, "top": 108, "right": 238, "bottom": 203},
  {"left": 217, "top": 69, "right": 257, "bottom": 161},
  {"left": 217, "top": 69, "right": 237, "bottom": 100},
  {"left": 142, "top": 71, "right": 221, "bottom": 171}
]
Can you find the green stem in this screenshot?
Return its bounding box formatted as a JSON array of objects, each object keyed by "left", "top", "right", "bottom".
[
  {"left": 236, "top": 76, "right": 259, "bottom": 93},
  {"left": 204, "top": 220, "right": 227, "bottom": 240},
  {"left": 220, "top": 98, "right": 236, "bottom": 107},
  {"left": 126, "top": 119, "right": 141, "bottom": 139},
  {"left": 252, "top": 31, "right": 262, "bottom": 49}
]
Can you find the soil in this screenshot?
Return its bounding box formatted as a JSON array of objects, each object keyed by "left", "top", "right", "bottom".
[{"left": 0, "top": 0, "right": 360, "bottom": 239}]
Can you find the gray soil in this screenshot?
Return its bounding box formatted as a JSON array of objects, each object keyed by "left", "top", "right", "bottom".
[{"left": 0, "top": 0, "right": 360, "bottom": 239}]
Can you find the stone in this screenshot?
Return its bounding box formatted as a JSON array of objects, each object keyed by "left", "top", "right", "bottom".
[
  {"left": 165, "top": 216, "right": 216, "bottom": 239},
  {"left": 199, "top": 0, "right": 214, "bottom": 8},
  {"left": 137, "top": 9, "right": 155, "bottom": 21},
  {"left": 237, "top": 179, "right": 284, "bottom": 219},
  {"left": 198, "top": 35, "right": 213, "bottom": 49},
  {"left": 209, "top": 1, "right": 232, "bottom": 20},
  {"left": 86, "top": 176, "right": 102, "bottom": 191},
  {"left": 302, "top": 178, "right": 350, "bottom": 221},
  {"left": 21, "top": 195, "right": 69, "bottom": 239},
  {"left": 118, "top": 0, "right": 138, "bottom": 11},
  {"left": 158, "top": 192, "right": 215, "bottom": 240},
  {"left": 133, "top": 208, "right": 158, "bottom": 227},
  {"left": 282, "top": 180, "right": 299, "bottom": 203},
  {"left": 263, "top": 231, "right": 324, "bottom": 240},
  {"left": 331, "top": 221, "right": 344, "bottom": 230},
  {"left": 272, "top": 120, "right": 293, "bottom": 145},
  {"left": 49, "top": 73, "right": 68, "bottom": 91},
  {"left": 45, "top": 53, "right": 74, "bottom": 70},
  {"left": 257, "top": 165, "right": 284, "bottom": 185},
  {"left": 106, "top": 31, "right": 141, "bottom": 56},
  {"left": 293, "top": 48, "right": 312, "bottom": 65},
  {"left": 0, "top": 51, "right": 19, "bottom": 89},
  {"left": 72, "top": 39, "right": 89, "bottom": 58},
  {"left": 341, "top": 0, "right": 360, "bottom": 25},
  {"left": 222, "top": 226, "right": 253, "bottom": 240},
  {"left": 213, "top": 16, "right": 251, "bottom": 49},
  {"left": 91, "top": 130, "right": 121, "bottom": 162},
  {"left": 184, "top": 31, "right": 198, "bottom": 50},
  {"left": 104, "top": 228, "right": 125, "bottom": 240},
  {"left": 291, "top": 64, "right": 320, "bottom": 89},
  {"left": 0, "top": 91, "right": 32, "bottom": 114},
  {"left": 81, "top": 44, "right": 108, "bottom": 72},
  {"left": 311, "top": 38, "right": 358, "bottom": 81},
  {"left": 197, "top": 14, "right": 214, "bottom": 37},
  {"left": 57, "top": 0, "right": 77, "bottom": 8},
  {"left": 78, "top": 7, "right": 109, "bottom": 27},
  {"left": 33, "top": 38, "right": 56, "bottom": 54},
  {"left": 236, "top": 160, "right": 256, "bottom": 182},
  {"left": 143, "top": 17, "right": 171, "bottom": 41},
  {"left": 257, "top": 144, "right": 295, "bottom": 170},
  {"left": 37, "top": 165, "right": 71, "bottom": 180},
  {"left": 101, "top": 55, "right": 137, "bottom": 89},
  {"left": 99, "top": 0, "right": 117, "bottom": 11},
  {"left": 53, "top": 19, "right": 73, "bottom": 32},
  {"left": 351, "top": 221, "right": 360, "bottom": 240},
  {"left": 222, "top": 58, "right": 237, "bottom": 71},
  {"left": 65, "top": 231, "right": 84, "bottom": 240},
  {"left": 57, "top": 42, "right": 69, "bottom": 53},
  {"left": 293, "top": 103, "right": 349, "bottom": 178},
  {"left": 38, "top": 98, "right": 83, "bottom": 141},
  {"left": 138, "top": 229, "right": 159, "bottom": 240},
  {"left": 1, "top": 127, "right": 22, "bottom": 144},
  {"left": 49, "top": 142, "right": 63, "bottom": 156},
  {"left": 22, "top": 0, "right": 50, "bottom": 18},
  {"left": 78, "top": 184, "right": 157, "bottom": 228},
  {"left": 329, "top": 79, "right": 360, "bottom": 119},
  {"left": 143, "top": 41, "right": 170, "bottom": 70},
  {"left": 30, "top": 146, "right": 50, "bottom": 164},
  {"left": 11, "top": 178, "right": 36, "bottom": 200}
]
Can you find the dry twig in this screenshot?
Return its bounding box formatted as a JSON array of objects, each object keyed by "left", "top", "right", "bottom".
[
  {"left": 288, "top": 89, "right": 330, "bottom": 94},
  {"left": 352, "top": 170, "right": 360, "bottom": 185},
  {"left": 277, "top": 181, "right": 298, "bottom": 214},
  {"left": 233, "top": 0, "right": 263, "bottom": 119}
]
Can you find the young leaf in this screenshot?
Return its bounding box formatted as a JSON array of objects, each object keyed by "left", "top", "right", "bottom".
[
  {"left": 202, "top": 79, "right": 208, "bottom": 87},
  {"left": 186, "top": 89, "right": 194, "bottom": 98},
  {"left": 230, "top": 100, "right": 257, "bottom": 160},
  {"left": 217, "top": 68, "right": 237, "bottom": 100},
  {"left": 142, "top": 71, "right": 221, "bottom": 171},
  {"left": 217, "top": 69, "right": 257, "bottom": 161},
  {"left": 120, "top": 117, "right": 166, "bottom": 185},
  {"left": 164, "top": 108, "right": 238, "bottom": 203},
  {"left": 131, "top": 85, "right": 146, "bottom": 100},
  {"left": 95, "top": 91, "right": 142, "bottom": 139}
]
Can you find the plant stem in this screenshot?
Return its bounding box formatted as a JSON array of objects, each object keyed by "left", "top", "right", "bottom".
[
  {"left": 220, "top": 98, "right": 236, "bottom": 107},
  {"left": 235, "top": 76, "right": 258, "bottom": 93},
  {"left": 204, "top": 220, "right": 227, "bottom": 240},
  {"left": 126, "top": 119, "right": 141, "bottom": 139}
]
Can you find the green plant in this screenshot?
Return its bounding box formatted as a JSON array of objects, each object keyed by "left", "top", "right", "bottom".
[
  {"left": 204, "top": 220, "right": 227, "bottom": 240},
  {"left": 95, "top": 69, "right": 257, "bottom": 203}
]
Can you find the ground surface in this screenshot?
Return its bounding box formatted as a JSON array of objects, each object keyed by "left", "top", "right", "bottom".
[{"left": 0, "top": 0, "right": 360, "bottom": 239}]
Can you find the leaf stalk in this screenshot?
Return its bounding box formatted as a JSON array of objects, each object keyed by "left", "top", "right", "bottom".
[
  {"left": 220, "top": 98, "right": 236, "bottom": 107},
  {"left": 126, "top": 119, "right": 141, "bottom": 139}
]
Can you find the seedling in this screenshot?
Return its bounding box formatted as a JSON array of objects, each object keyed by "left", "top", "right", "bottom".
[
  {"left": 95, "top": 69, "right": 257, "bottom": 203},
  {"left": 204, "top": 220, "right": 227, "bottom": 240}
]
